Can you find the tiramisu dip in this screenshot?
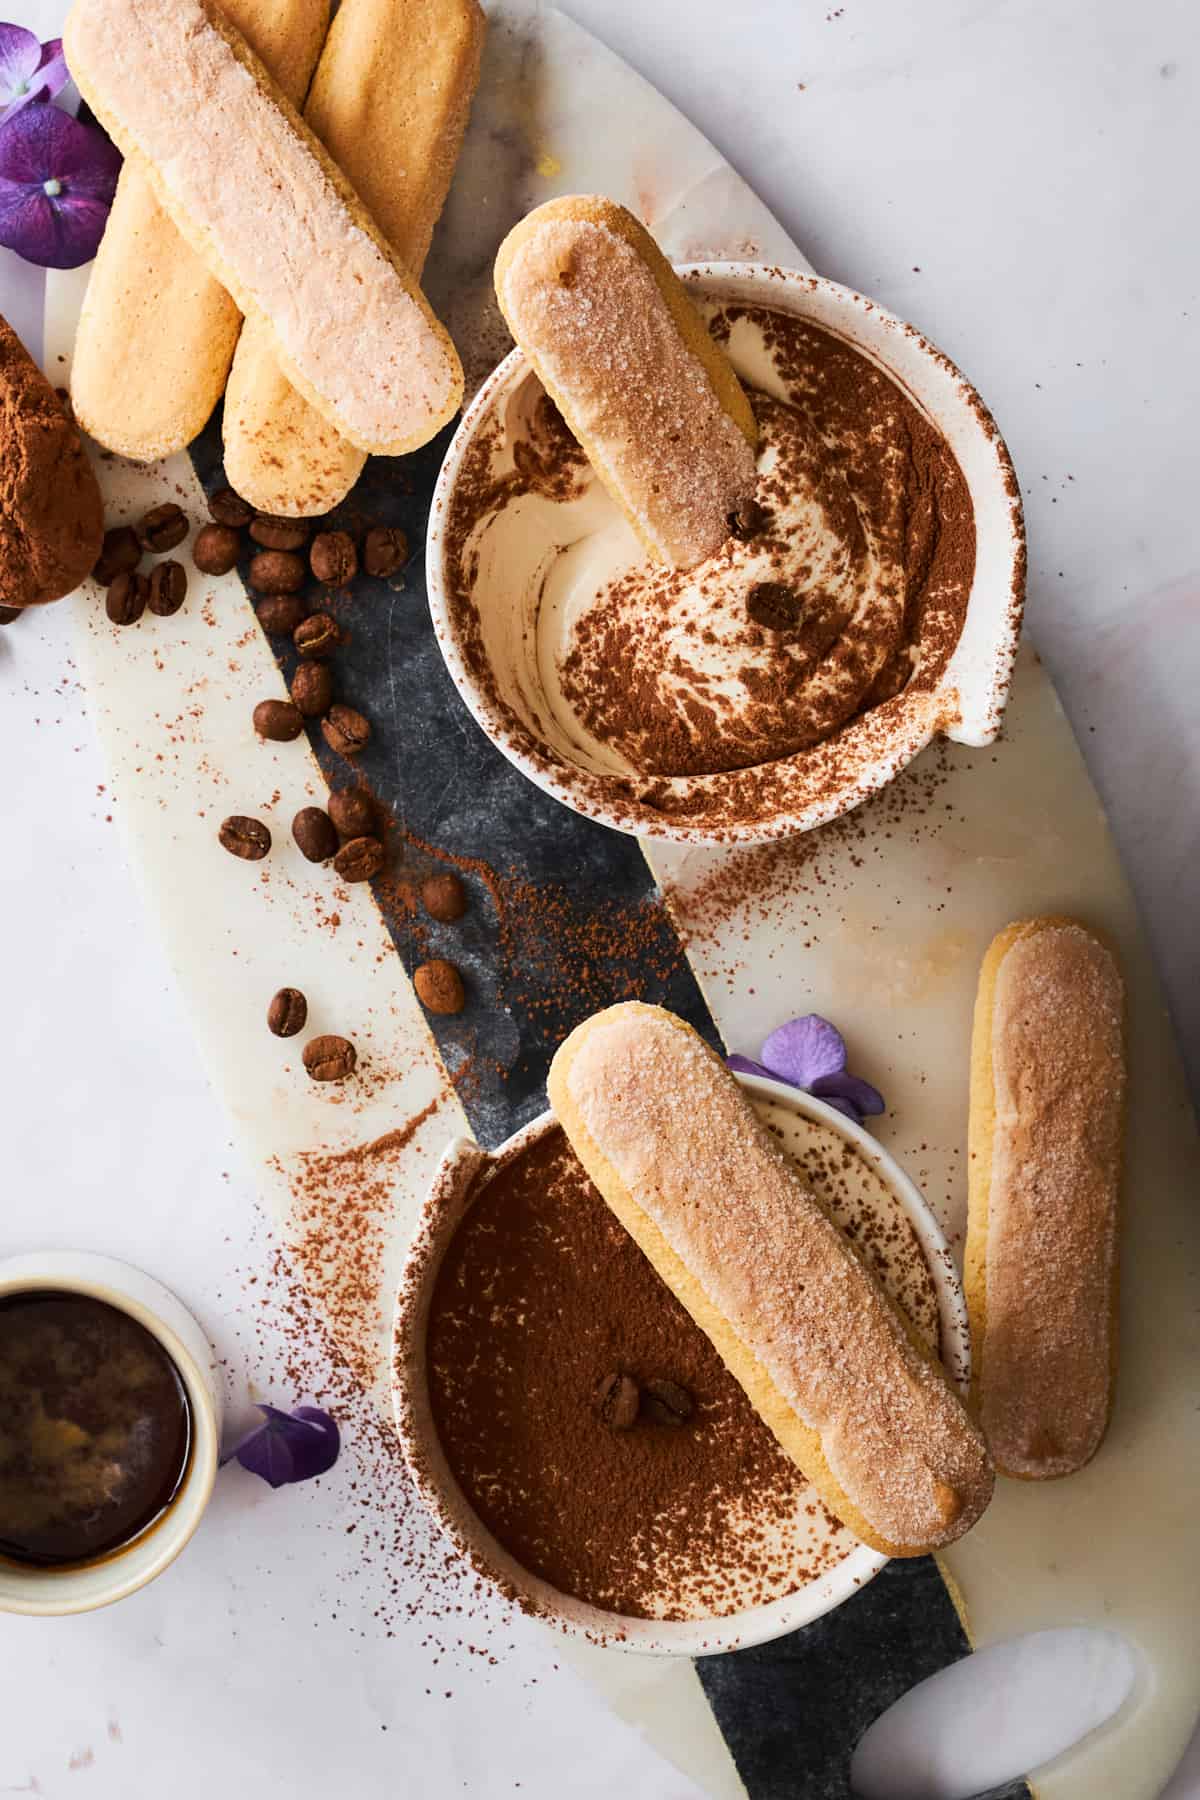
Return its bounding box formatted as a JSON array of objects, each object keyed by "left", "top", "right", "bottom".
[
  {"left": 425, "top": 1098, "right": 944, "bottom": 1623},
  {"left": 443, "top": 298, "right": 977, "bottom": 824}
]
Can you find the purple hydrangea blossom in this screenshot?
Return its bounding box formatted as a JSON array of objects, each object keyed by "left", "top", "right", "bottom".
[
  {"left": 728, "top": 1013, "right": 885, "bottom": 1126},
  {"left": 223, "top": 1404, "right": 341, "bottom": 1489},
  {"left": 0, "top": 100, "right": 120, "bottom": 268},
  {"left": 0, "top": 25, "right": 67, "bottom": 123}
]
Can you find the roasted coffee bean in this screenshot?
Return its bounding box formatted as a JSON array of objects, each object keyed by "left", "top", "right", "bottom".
[
  {"left": 218, "top": 815, "right": 270, "bottom": 860},
  {"left": 291, "top": 806, "right": 338, "bottom": 863},
  {"left": 208, "top": 486, "right": 254, "bottom": 528},
  {"left": 147, "top": 559, "right": 187, "bottom": 616},
  {"left": 728, "top": 497, "right": 768, "bottom": 540},
  {"left": 253, "top": 698, "right": 304, "bottom": 742},
  {"left": 138, "top": 502, "right": 189, "bottom": 553},
  {"left": 746, "top": 581, "right": 802, "bottom": 632},
  {"left": 362, "top": 525, "right": 408, "bottom": 579},
  {"left": 105, "top": 570, "right": 148, "bottom": 625},
  {"left": 249, "top": 514, "right": 309, "bottom": 551},
  {"left": 303, "top": 1034, "right": 356, "bottom": 1082},
  {"left": 328, "top": 788, "right": 376, "bottom": 839},
  {"left": 0, "top": 606, "right": 21, "bottom": 624},
  {"left": 290, "top": 661, "right": 332, "bottom": 718},
  {"left": 293, "top": 612, "right": 343, "bottom": 659},
  {"left": 193, "top": 522, "right": 242, "bottom": 576},
  {"left": 310, "top": 530, "right": 357, "bottom": 586},
  {"left": 267, "top": 986, "right": 307, "bottom": 1037},
  {"left": 256, "top": 593, "right": 308, "bottom": 636},
  {"left": 596, "top": 1371, "right": 640, "bottom": 1432},
  {"left": 641, "top": 1378, "right": 693, "bottom": 1427},
  {"left": 321, "top": 704, "right": 370, "bottom": 757},
  {"left": 248, "top": 549, "right": 306, "bottom": 595},
  {"left": 332, "top": 835, "right": 384, "bottom": 882},
  {"left": 421, "top": 871, "right": 466, "bottom": 922},
  {"left": 93, "top": 525, "right": 142, "bottom": 586},
  {"left": 413, "top": 957, "right": 465, "bottom": 1015}
]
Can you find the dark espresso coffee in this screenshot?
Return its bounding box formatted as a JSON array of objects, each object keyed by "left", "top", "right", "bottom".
[{"left": 0, "top": 1291, "right": 192, "bottom": 1568}]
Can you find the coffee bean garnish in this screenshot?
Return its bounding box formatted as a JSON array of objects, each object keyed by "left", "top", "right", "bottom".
[
  {"left": 218, "top": 815, "right": 270, "bottom": 860},
  {"left": 250, "top": 514, "right": 309, "bottom": 552},
  {"left": 267, "top": 987, "right": 307, "bottom": 1038},
  {"left": 138, "top": 502, "right": 189, "bottom": 553},
  {"left": 253, "top": 698, "right": 304, "bottom": 742},
  {"left": 641, "top": 1378, "right": 693, "bottom": 1427},
  {"left": 193, "top": 522, "right": 242, "bottom": 576},
  {"left": 333, "top": 835, "right": 385, "bottom": 883},
  {"left": 291, "top": 806, "right": 338, "bottom": 863},
  {"left": 596, "top": 1371, "right": 640, "bottom": 1432},
  {"left": 256, "top": 593, "right": 308, "bottom": 636},
  {"left": 0, "top": 605, "right": 21, "bottom": 624},
  {"left": 328, "top": 788, "right": 376, "bottom": 839},
  {"left": 93, "top": 525, "right": 142, "bottom": 586},
  {"left": 321, "top": 704, "right": 370, "bottom": 757},
  {"left": 208, "top": 486, "right": 254, "bottom": 529},
  {"left": 105, "top": 570, "right": 148, "bottom": 625},
  {"left": 249, "top": 549, "right": 306, "bottom": 595},
  {"left": 362, "top": 525, "right": 408, "bottom": 579},
  {"left": 148, "top": 559, "right": 187, "bottom": 616},
  {"left": 310, "top": 530, "right": 357, "bottom": 587},
  {"left": 290, "top": 661, "right": 332, "bottom": 718},
  {"left": 303, "top": 1034, "right": 356, "bottom": 1082},
  {"left": 421, "top": 871, "right": 466, "bottom": 922},
  {"left": 746, "top": 581, "right": 802, "bottom": 632},
  {"left": 728, "top": 497, "right": 768, "bottom": 540},
  {"left": 413, "top": 958, "right": 465, "bottom": 1015},
  {"left": 294, "top": 612, "right": 344, "bottom": 659}
]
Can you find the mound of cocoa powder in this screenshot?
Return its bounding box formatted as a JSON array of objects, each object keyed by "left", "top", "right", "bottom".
[
  {"left": 0, "top": 316, "right": 103, "bottom": 609},
  {"left": 426, "top": 1127, "right": 831, "bottom": 1621}
]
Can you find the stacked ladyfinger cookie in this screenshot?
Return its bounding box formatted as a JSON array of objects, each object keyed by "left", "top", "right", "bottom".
[{"left": 64, "top": 0, "right": 484, "bottom": 516}]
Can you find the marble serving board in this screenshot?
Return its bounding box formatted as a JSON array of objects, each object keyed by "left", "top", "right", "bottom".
[{"left": 42, "top": 4, "right": 1200, "bottom": 1798}]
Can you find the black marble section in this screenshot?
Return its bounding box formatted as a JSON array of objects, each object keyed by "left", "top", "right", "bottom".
[
  {"left": 189, "top": 420, "right": 1027, "bottom": 1800},
  {"left": 697, "top": 1558, "right": 1030, "bottom": 1800}
]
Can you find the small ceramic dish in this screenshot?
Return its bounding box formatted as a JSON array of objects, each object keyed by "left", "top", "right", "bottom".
[
  {"left": 0, "top": 1251, "right": 221, "bottom": 1616},
  {"left": 393, "top": 1071, "right": 970, "bottom": 1656},
  {"left": 426, "top": 262, "right": 1025, "bottom": 845}
]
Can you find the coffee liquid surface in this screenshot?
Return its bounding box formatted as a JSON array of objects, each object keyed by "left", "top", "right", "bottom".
[{"left": 0, "top": 1291, "right": 191, "bottom": 1567}]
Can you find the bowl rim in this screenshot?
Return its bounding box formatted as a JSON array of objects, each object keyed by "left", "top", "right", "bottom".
[
  {"left": 391, "top": 1071, "right": 971, "bottom": 1657},
  {"left": 0, "top": 1250, "right": 221, "bottom": 1616},
  {"left": 426, "top": 260, "right": 1026, "bottom": 847}
]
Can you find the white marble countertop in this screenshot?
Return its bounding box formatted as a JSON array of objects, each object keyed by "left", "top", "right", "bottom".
[{"left": 1, "top": 0, "right": 1197, "bottom": 1795}]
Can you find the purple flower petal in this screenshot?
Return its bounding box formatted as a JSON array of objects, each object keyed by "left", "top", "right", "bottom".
[
  {"left": 228, "top": 1402, "right": 340, "bottom": 1489},
  {"left": 32, "top": 38, "right": 68, "bottom": 102},
  {"left": 0, "top": 24, "right": 44, "bottom": 120},
  {"left": 0, "top": 104, "right": 119, "bottom": 268},
  {"left": 760, "top": 1014, "right": 848, "bottom": 1088},
  {"left": 726, "top": 1053, "right": 776, "bottom": 1081},
  {"left": 809, "top": 1092, "right": 861, "bottom": 1122},
  {"left": 810, "top": 1070, "right": 886, "bottom": 1118}
]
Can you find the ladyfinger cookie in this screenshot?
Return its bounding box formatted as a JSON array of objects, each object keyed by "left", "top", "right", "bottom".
[
  {"left": 494, "top": 197, "right": 758, "bottom": 570},
  {"left": 222, "top": 0, "right": 484, "bottom": 517},
  {"left": 69, "top": 0, "right": 329, "bottom": 463},
  {"left": 548, "top": 1003, "right": 994, "bottom": 1557},
  {"left": 64, "top": 0, "right": 463, "bottom": 456},
  {"left": 966, "top": 917, "right": 1125, "bottom": 1480}
]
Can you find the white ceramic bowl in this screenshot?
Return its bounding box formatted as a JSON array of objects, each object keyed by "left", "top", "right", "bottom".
[
  {"left": 0, "top": 1251, "right": 221, "bottom": 1616},
  {"left": 393, "top": 1072, "right": 971, "bottom": 1656},
  {"left": 427, "top": 263, "right": 1025, "bottom": 845}
]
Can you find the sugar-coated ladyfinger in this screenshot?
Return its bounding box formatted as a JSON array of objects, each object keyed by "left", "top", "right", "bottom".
[
  {"left": 548, "top": 1003, "right": 994, "bottom": 1557},
  {"left": 222, "top": 0, "right": 484, "bottom": 517},
  {"left": 966, "top": 917, "right": 1125, "bottom": 1480},
  {"left": 69, "top": 0, "right": 329, "bottom": 463},
  {"left": 494, "top": 197, "right": 758, "bottom": 570},
  {"left": 64, "top": 0, "right": 463, "bottom": 457}
]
